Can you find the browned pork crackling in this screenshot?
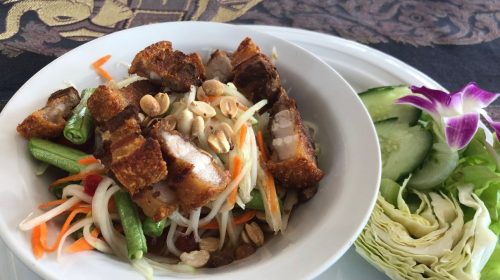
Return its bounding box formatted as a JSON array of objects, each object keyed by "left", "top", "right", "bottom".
[
  {"left": 267, "top": 92, "right": 324, "bottom": 188},
  {"left": 129, "top": 41, "right": 205, "bottom": 92},
  {"left": 87, "top": 80, "right": 159, "bottom": 123},
  {"left": 106, "top": 106, "right": 168, "bottom": 197},
  {"left": 17, "top": 87, "right": 80, "bottom": 139}
]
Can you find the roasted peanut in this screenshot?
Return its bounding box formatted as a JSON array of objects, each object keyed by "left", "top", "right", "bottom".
[
  {"left": 180, "top": 250, "right": 210, "bottom": 268},
  {"left": 244, "top": 222, "right": 264, "bottom": 247},
  {"left": 219, "top": 96, "right": 239, "bottom": 119},
  {"left": 208, "top": 130, "right": 231, "bottom": 153},
  {"left": 191, "top": 116, "right": 205, "bottom": 137},
  {"left": 154, "top": 92, "right": 170, "bottom": 115},
  {"left": 196, "top": 86, "right": 208, "bottom": 101},
  {"left": 189, "top": 100, "right": 216, "bottom": 118},
  {"left": 202, "top": 79, "right": 225, "bottom": 96},
  {"left": 199, "top": 237, "right": 219, "bottom": 253},
  {"left": 177, "top": 109, "right": 193, "bottom": 135},
  {"left": 140, "top": 94, "right": 161, "bottom": 116},
  {"left": 217, "top": 122, "right": 234, "bottom": 138}
]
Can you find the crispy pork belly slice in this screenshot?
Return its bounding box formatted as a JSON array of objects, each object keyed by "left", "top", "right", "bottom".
[
  {"left": 129, "top": 41, "right": 205, "bottom": 92},
  {"left": 151, "top": 121, "right": 229, "bottom": 211},
  {"left": 267, "top": 93, "right": 324, "bottom": 189},
  {"left": 121, "top": 80, "right": 161, "bottom": 107},
  {"left": 111, "top": 136, "right": 167, "bottom": 195},
  {"left": 107, "top": 107, "right": 167, "bottom": 195},
  {"left": 17, "top": 87, "right": 80, "bottom": 139},
  {"left": 133, "top": 182, "right": 178, "bottom": 221},
  {"left": 205, "top": 50, "right": 233, "bottom": 82},
  {"left": 87, "top": 81, "right": 159, "bottom": 123},
  {"left": 232, "top": 53, "right": 281, "bottom": 104},
  {"left": 231, "top": 37, "right": 261, "bottom": 68}
]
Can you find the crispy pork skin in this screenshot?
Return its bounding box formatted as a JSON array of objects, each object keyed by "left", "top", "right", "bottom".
[
  {"left": 231, "top": 37, "right": 261, "bottom": 68},
  {"left": 151, "top": 120, "right": 229, "bottom": 211},
  {"left": 87, "top": 80, "right": 159, "bottom": 123},
  {"left": 231, "top": 38, "right": 281, "bottom": 104},
  {"left": 267, "top": 92, "right": 324, "bottom": 189},
  {"left": 129, "top": 41, "right": 205, "bottom": 92},
  {"left": 106, "top": 107, "right": 167, "bottom": 196},
  {"left": 17, "top": 87, "right": 80, "bottom": 139}
]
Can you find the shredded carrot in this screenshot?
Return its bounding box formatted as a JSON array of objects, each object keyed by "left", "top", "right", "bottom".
[
  {"left": 77, "top": 156, "right": 99, "bottom": 165},
  {"left": 95, "top": 67, "right": 113, "bottom": 81},
  {"left": 66, "top": 228, "right": 99, "bottom": 253},
  {"left": 200, "top": 210, "right": 257, "bottom": 229},
  {"left": 234, "top": 210, "right": 257, "bottom": 225},
  {"left": 92, "top": 54, "right": 111, "bottom": 68},
  {"left": 92, "top": 55, "right": 113, "bottom": 81},
  {"left": 256, "top": 131, "right": 268, "bottom": 161},
  {"left": 49, "top": 169, "right": 105, "bottom": 189},
  {"left": 39, "top": 207, "right": 91, "bottom": 252},
  {"left": 199, "top": 219, "right": 218, "bottom": 230},
  {"left": 227, "top": 155, "right": 243, "bottom": 207},
  {"left": 38, "top": 222, "right": 48, "bottom": 253},
  {"left": 31, "top": 225, "right": 44, "bottom": 259},
  {"left": 38, "top": 199, "right": 68, "bottom": 210},
  {"left": 231, "top": 155, "right": 243, "bottom": 181},
  {"left": 264, "top": 170, "right": 280, "bottom": 214},
  {"left": 70, "top": 203, "right": 92, "bottom": 211},
  {"left": 239, "top": 125, "right": 247, "bottom": 150}
]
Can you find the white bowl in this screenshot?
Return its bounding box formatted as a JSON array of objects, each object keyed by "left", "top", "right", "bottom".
[{"left": 0, "top": 22, "right": 380, "bottom": 280}]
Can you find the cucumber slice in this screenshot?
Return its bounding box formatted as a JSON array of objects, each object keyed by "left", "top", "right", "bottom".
[
  {"left": 376, "top": 120, "right": 433, "bottom": 181},
  {"left": 380, "top": 178, "right": 401, "bottom": 205},
  {"left": 359, "top": 85, "right": 421, "bottom": 125},
  {"left": 408, "top": 142, "right": 459, "bottom": 190}
]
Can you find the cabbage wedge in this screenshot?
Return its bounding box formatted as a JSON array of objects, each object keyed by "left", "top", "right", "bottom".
[{"left": 356, "top": 184, "right": 497, "bottom": 280}]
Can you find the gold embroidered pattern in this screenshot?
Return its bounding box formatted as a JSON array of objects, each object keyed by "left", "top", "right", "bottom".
[{"left": 0, "top": 0, "right": 262, "bottom": 56}]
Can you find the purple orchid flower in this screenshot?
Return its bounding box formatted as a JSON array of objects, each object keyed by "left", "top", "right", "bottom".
[{"left": 396, "top": 82, "right": 500, "bottom": 150}]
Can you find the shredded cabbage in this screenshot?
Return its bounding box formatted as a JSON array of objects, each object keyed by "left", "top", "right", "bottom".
[{"left": 356, "top": 184, "right": 497, "bottom": 280}]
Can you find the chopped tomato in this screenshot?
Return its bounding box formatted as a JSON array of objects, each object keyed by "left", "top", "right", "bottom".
[{"left": 83, "top": 174, "right": 102, "bottom": 196}]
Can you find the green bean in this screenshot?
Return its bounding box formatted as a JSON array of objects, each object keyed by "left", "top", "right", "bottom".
[
  {"left": 28, "top": 138, "right": 87, "bottom": 174},
  {"left": 114, "top": 191, "right": 147, "bottom": 260},
  {"left": 63, "top": 88, "right": 96, "bottom": 144},
  {"left": 143, "top": 217, "right": 167, "bottom": 237}
]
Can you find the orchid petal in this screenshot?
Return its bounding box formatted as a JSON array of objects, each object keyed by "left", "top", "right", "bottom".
[
  {"left": 396, "top": 95, "right": 437, "bottom": 116},
  {"left": 459, "top": 82, "right": 500, "bottom": 109},
  {"left": 443, "top": 113, "right": 480, "bottom": 150},
  {"left": 410, "top": 85, "right": 451, "bottom": 106},
  {"left": 479, "top": 109, "right": 500, "bottom": 143}
]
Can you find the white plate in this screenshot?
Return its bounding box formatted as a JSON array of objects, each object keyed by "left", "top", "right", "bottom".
[{"left": 0, "top": 22, "right": 380, "bottom": 280}]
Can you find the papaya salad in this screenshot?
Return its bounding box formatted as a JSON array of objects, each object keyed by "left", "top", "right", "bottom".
[{"left": 16, "top": 38, "right": 324, "bottom": 277}]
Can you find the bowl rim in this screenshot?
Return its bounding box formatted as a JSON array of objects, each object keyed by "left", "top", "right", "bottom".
[{"left": 0, "top": 21, "right": 381, "bottom": 280}]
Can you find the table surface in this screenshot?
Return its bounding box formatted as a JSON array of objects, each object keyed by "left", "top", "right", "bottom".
[
  {"left": 0, "top": 0, "right": 499, "bottom": 279},
  {"left": 1, "top": 0, "right": 500, "bottom": 114}
]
